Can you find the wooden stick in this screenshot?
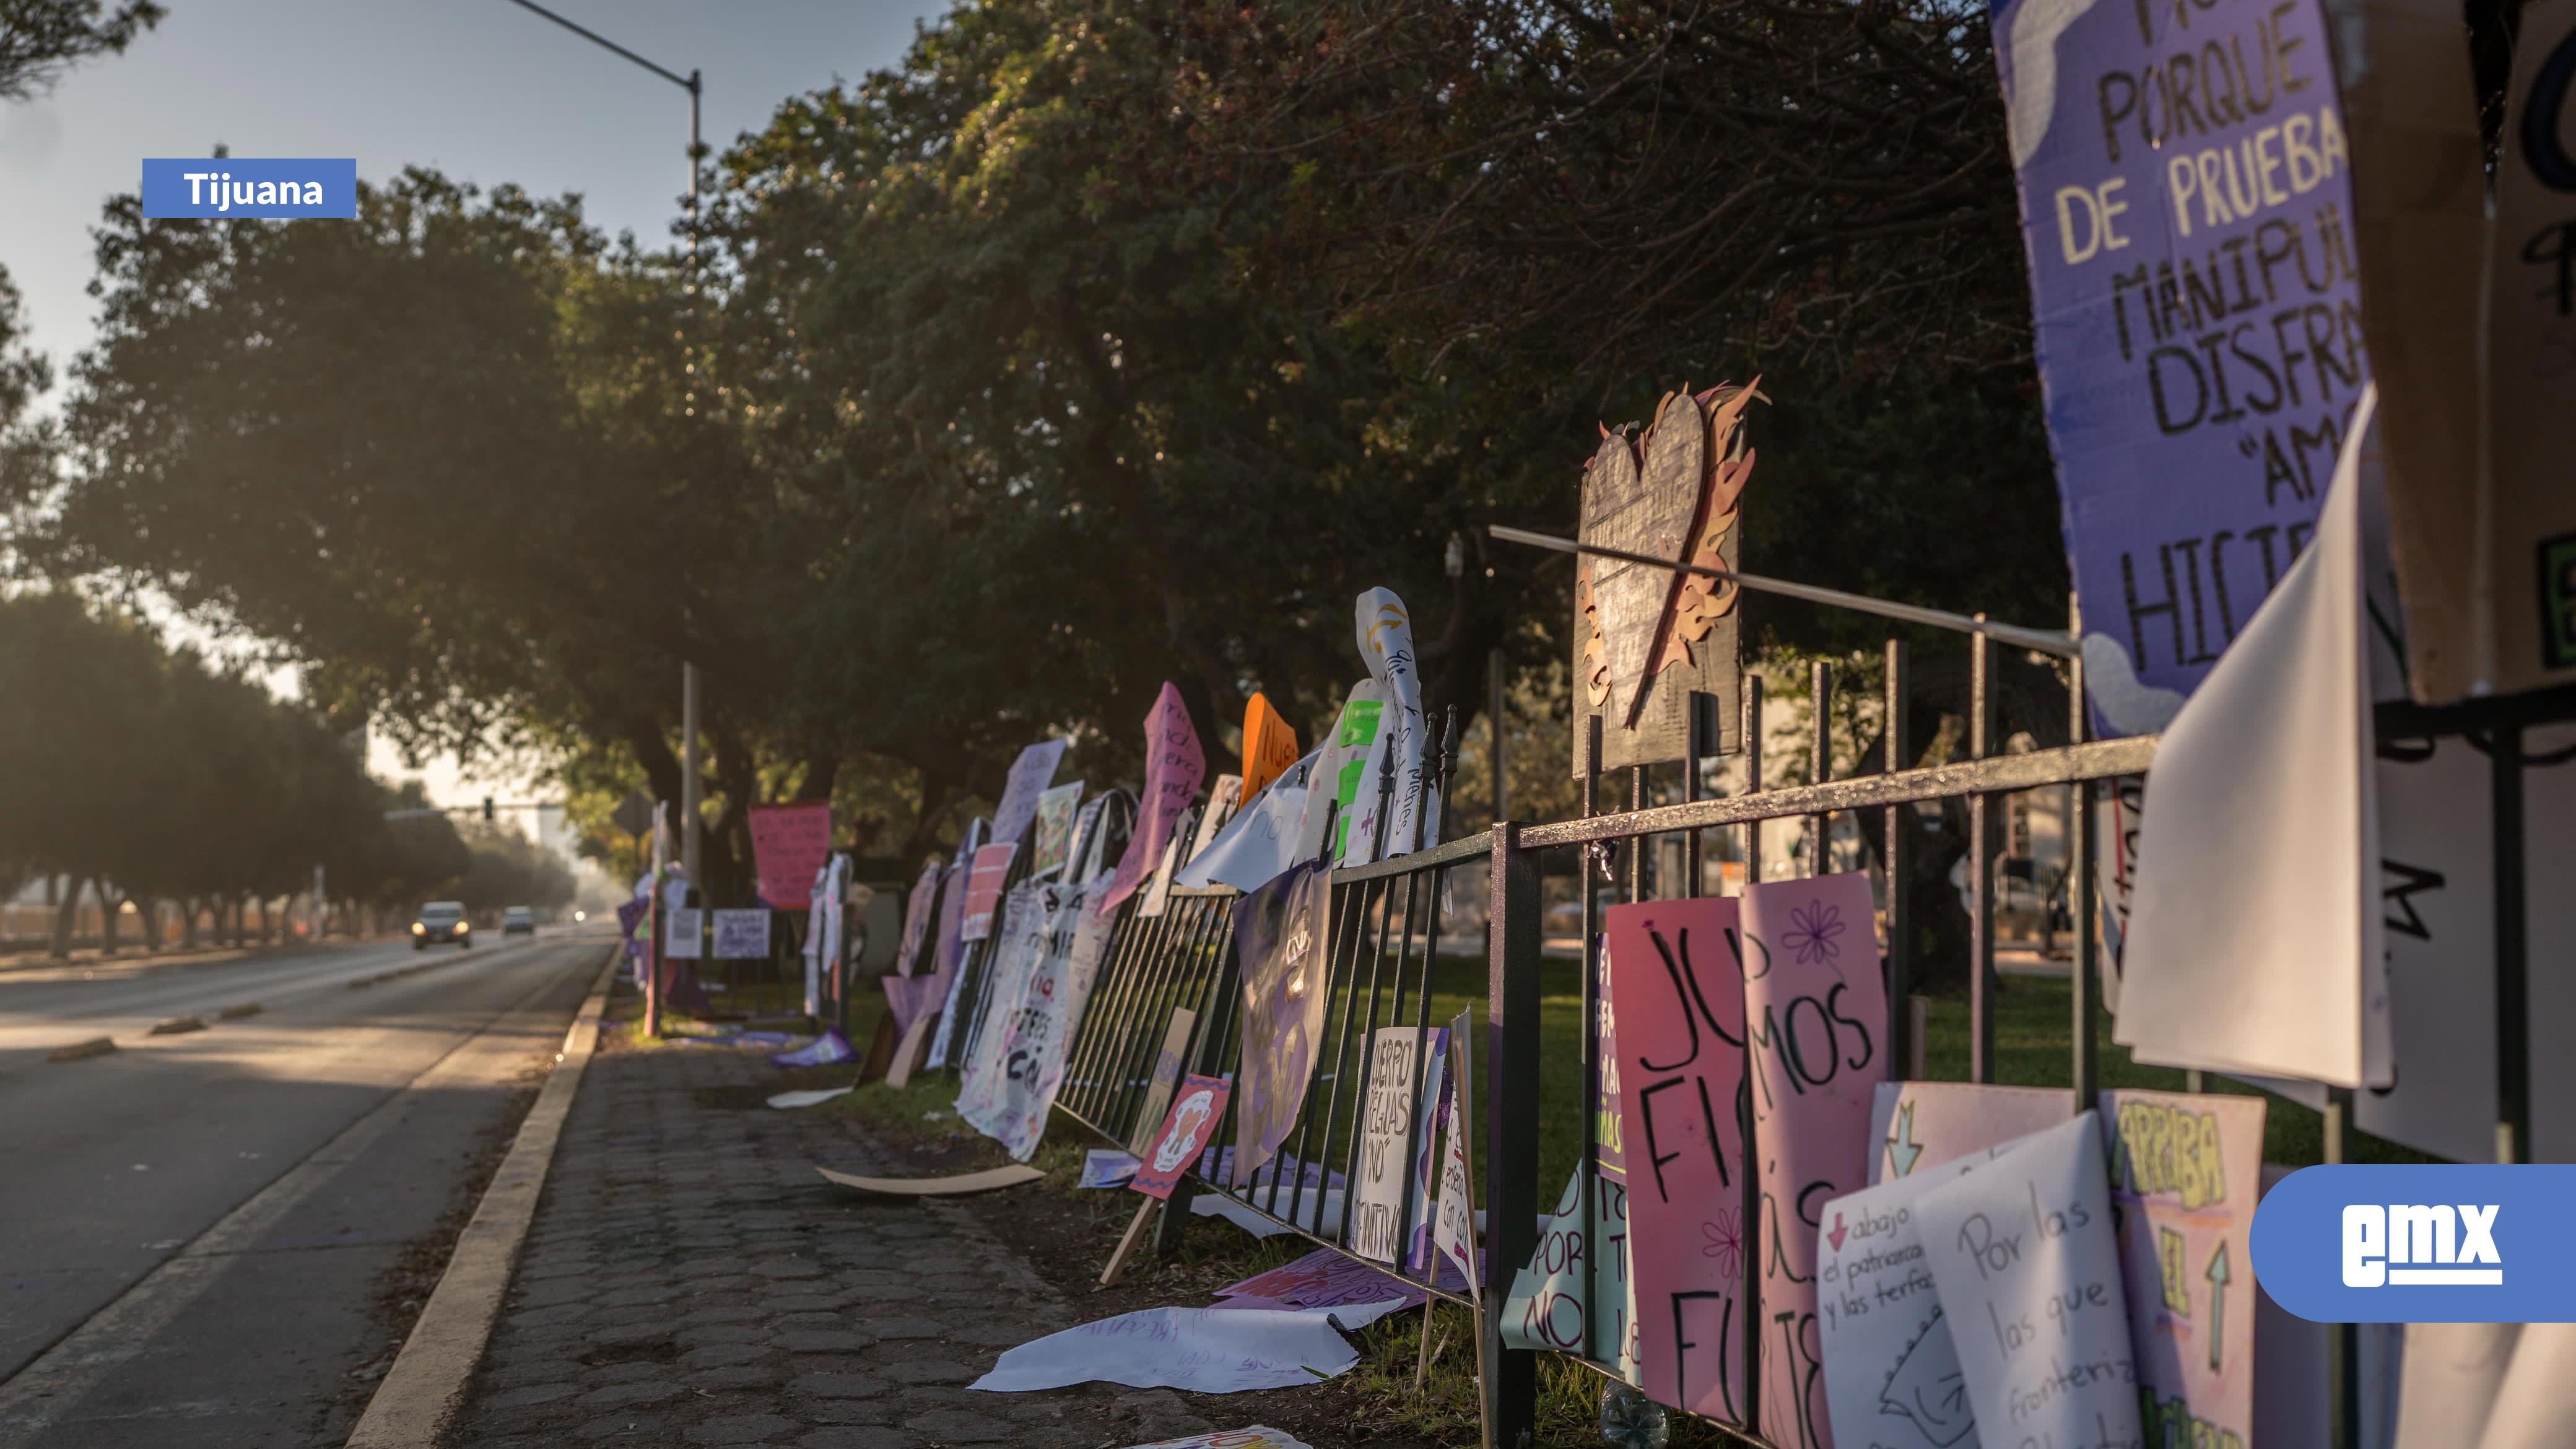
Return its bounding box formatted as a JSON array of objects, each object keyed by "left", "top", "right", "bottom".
[
  {"left": 1098, "top": 1197, "right": 1157, "bottom": 1287},
  {"left": 1414, "top": 1300, "right": 1440, "bottom": 1390}
]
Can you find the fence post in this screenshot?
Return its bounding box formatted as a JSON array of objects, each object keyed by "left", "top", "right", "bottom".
[
  {"left": 1968, "top": 622, "right": 1996, "bottom": 1082},
  {"left": 2493, "top": 721, "right": 2530, "bottom": 1165},
  {"left": 1482, "top": 821, "right": 1542, "bottom": 1449},
  {"left": 1884, "top": 640, "right": 1911, "bottom": 1082},
  {"left": 2068, "top": 601, "right": 2098, "bottom": 1108}
]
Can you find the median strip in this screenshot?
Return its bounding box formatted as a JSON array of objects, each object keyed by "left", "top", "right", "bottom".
[
  {"left": 147, "top": 1016, "right": 206, "bottom": 1036},
  {"left": 46, "top": 1037, "right": 116, "bottom": 1063},
  {"left": 218, "top": 1002, "right": 263, "bottom": 1020}
]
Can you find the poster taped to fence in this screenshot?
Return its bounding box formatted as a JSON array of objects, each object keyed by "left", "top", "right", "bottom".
[
  {"left": 894, "top": 858, "right": 941, "bottom": 977},
  {"left": 713, "top": 907, "right": 771, "bottom": 960},
  {"left": 1986, "top": 0, "right": 2370, "bottom": 736},
  {"left": 1349, "top": 588, "right": 1437, "bottom": 863},
  {"left": 992, "top": 738, "right": 1070, "bottom": 847},
  {"left": 1029, "top": 783, "right": 1084, "bottom": 878},
  {"left": 1186, "top": 776, "right": 1243, "bottom": 864},
  {"left": 1569, "top": 387, "right": 1749, "bottom": 776},
  {"left": 964, "top": 879, "right": 1108, "bottom": 1160},
  {"left": 1231, "top": 862, "right": 1332, "bottom": 1188},
  {"left": 1181, "top": 750, "right": 1319, "bottom": 893},
  {"left": 2102, "top": 1089, "right": 2263, "bottom": 1448},
  {"left": 1127, "top": 1007, "right": 1200, "bottom": 1157},
  {"left": 1915, "top": 1113, "right": 2143, "bottom": 1449},
  {"left": 953, "top": 880, "right": 1050, "bottom": 1133},
  {"left": 1097, "top": 683, "right": 1206, "bottom": 918},
  {"left": 1606, "top": 897, "right": 1747, "bottom": 1422},
  {"left": 959, "top": 842, "right": 1018, "bottom": 944},
  {"left": 1502, "top": 986, "right": 1638, "bottom": 1380},
  {"left": 1297, "top": 682, "right": 1383, "bottom": 865},
  {"left": 1239, "top": 692, "right": 1302, "bottom": 801},
  {"left": 749, "top": 802, "right": 832, "bottom": 910},
  {"left": 1132, "top": 1074, "right": 1232, "bottom": 1200},
  {"left": 666, "top": 907, "right": 704, "bottom": 960},
  {"left": 1866, "top": 1082, "right": 2076, "bottom": 1185},
  {"left": 1739, "top": 872, "right": 1887, "bottom": 1448},
  {"left": 1816, "top": 1129, "right": 2048, "bottom": 1449},
  {"left": 1346, "top": 1024, "right": 1446, "bottom": 1268}
]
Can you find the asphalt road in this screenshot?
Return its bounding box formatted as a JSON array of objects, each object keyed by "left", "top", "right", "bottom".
[{"left": 0, "top": 927, "right": 614, "bottom": 1447}]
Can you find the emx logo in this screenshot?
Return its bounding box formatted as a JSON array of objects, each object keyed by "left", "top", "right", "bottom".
[
  {"left": 2342, "top": 1203, "right": 2502, "bottom": 1286},
  {"left": 2254, "top": 1165, "right": 2572, "bottom": 1321}
]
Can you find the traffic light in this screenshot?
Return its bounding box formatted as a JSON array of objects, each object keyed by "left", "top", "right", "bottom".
[{"left": 483, "top": 797, "right": 495, "bottom": 822}]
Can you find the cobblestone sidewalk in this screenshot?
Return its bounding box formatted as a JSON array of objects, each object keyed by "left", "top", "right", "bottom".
[{"left": 446, "top": 1025, "right": 1222, "bottom": 1449}]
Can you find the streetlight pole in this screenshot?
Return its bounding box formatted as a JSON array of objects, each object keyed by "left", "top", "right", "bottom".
[{"left": 500, "top": 0, "right": 706, "bottom": 886}]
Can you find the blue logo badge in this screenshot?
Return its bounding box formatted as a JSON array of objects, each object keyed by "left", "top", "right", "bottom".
[
  {"left": 141, "top": 159, "right": 357, "bottom": 219},
  {"left": 2252, "top": 1164, "right": 2576, "bottom": 1321}
]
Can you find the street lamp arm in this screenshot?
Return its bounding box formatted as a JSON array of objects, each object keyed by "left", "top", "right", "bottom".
[{"left": 499, "top": 0, "right": 696, "bottom": 93}]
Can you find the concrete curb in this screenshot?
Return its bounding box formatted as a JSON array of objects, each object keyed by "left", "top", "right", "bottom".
[{"left": 344, "top": 946, "right": 622, "bottom": 1449}]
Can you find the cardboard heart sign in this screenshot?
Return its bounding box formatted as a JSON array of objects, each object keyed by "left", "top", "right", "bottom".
[{"left": 1570, "top": 385, "right": 1755, "bottom": 775}]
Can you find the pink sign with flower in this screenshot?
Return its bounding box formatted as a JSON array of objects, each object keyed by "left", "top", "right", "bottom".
[
  {"left": 1739, "top": 871, "right": 1888, "bottom": 1449},
  {"left": 1603, "top": 897, "right": 1748, "bottom": 1424}
]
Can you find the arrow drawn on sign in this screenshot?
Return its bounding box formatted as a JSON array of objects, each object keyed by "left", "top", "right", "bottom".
[
  {"left": 1886, "top": 1100, "right": 1925, "bottom": 1179},
  {"left": 2205, "top": 1240, "right": 2232, "bottom": 1374}
]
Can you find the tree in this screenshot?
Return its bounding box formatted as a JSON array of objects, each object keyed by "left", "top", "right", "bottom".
[{"left": 0, "top": 0, "right": 163, "bottom": 102}]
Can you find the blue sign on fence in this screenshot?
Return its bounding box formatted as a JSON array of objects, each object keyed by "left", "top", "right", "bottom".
[
  {"left": 2253, "top": 1164, "right": 2576, "bottom": 1322},
  {"left": 141, "top": 159, "right": 357, "bottom": 219},
  {"left": 1987, "top": 0, "right": 2370, "bottom": 734}
]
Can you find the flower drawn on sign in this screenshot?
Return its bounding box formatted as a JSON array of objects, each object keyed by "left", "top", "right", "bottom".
[
  {"left": 1782, "top": 901, "right": 1845, "bottom": 967},
  {"left": 1700, "top": 1209, "right": 1744, "bottom": 1280},
  {"left": 1154, "top": 1090, "right": 1217, "bottom": 1173}
]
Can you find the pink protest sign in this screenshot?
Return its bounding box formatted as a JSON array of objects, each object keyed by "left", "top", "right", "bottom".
[
  {"left": 1739, "top": 871, "right": 1888, "bottom": 1449},
  {"left": 1096, "top": 683, "right": 1206, "bottom": 916},
  {"left": 1131, "top": 1074, "right": 1230, "bottom": 1201},
  {"left": 2102, "top": 1089, "right": 2264, "bottom": 1449},
  {"left": 748, "top": 802, "right": 832, "bottom": 910},
  {"left": 1217, "top": 1248, "right": 1423, "bottom": 1310},
  {"left": 959, "top": 842, "right": 1018, "bottom": 942},
  {"left": 1865, "top": 1081, "right": 2075, "bottom": 1185},
  {"left": 1604, "top": 897, "right": 1747, "bottom": 1425}
]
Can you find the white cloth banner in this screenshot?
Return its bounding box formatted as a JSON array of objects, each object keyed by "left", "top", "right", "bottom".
[
  {"left": 1180, "top": 749, "right": 1320, "bottom": 892},
  {"left": 2117, "top": 387, "right": 2389, "bottom": 1087},
  {"left": 960, "top": 878, "right": 1113, "bottom": 1160}
]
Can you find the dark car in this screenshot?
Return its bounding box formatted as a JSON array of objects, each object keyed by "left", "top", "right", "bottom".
[
  {"left": 412, "top": 900, "right": 471, "bottom": 950},
  {"left": 503, "top": 907, "right": 536, "bottom": 936}
]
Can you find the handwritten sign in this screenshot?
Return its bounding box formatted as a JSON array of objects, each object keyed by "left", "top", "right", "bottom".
[
  {"left": 893, "top": 859, "right": 941, "bottom": 977},
  {"left": 1240, "top": 692, "right": 1302, "bottom": 801},
  {"left": 1868, "top": 1082, "right": 2076, "bottom": 1186},
  {"left": 1351, "top": 588, "right": 1437, "bottom": 861},
  {"left": 1219, "top": 1247, "right": 1422, "bottom": 1310},
  {"left": 1915, "top": 1113, "right": 2143, "bottom": 1449},
  {"left": 959, "top": 842, "right": 1019, "bottom": 943},
  {"left": 1817, "top": 1130, "right": 2048, "bottom": 1449},
  {"left": 1181, "top": 750, "right": 1317, "bottom": 892},
  {"left": 991, "top": 738, "right": 1069, "bottom": 847},
  {"left": 1098, "top": 682, "right": 1207, "bottom": 916},
  {"left": 747, "top": 802, "right": 832, "bottom": 910},
  {"left": 1297, "top": 681, "right": 1384, "bottom": 864},
  {"left": 1431, "top": 1013, "right": 1480, "bottom": 1300},
  {"left": 1989, "top": 0, "right": 2367, "bottom": 734},
  {"left": 964, "top": 879, "right": 1110, "bottom": 1160},
  {"left": 1029, "top": 782, "right": 1084, "bottom": 877},
  {"left": 1186, "top": 775, "right": 1245, "bottom": 863},
  {"left": 953, "top": 882, "right": 1050, "bottom": 1133},
  {"left": 1348, "top": 1025, "right": 1445, "bottom": 1266},
  {"left": 666, "top": 907, "right": 705, "bottom": 960},
  {"left": 1132, "top": 1074, "right": 1231, "bottom": 1200},
  {"left": 1128, "top": 1008, "right": 1201, "bottom": 1157},
  {"left": 1741, "top": 872, "right": 1887, "bottom": 1448},
  {"left": 1606, "top": 897, "right": 1749, "bottom": 1424},
  {"left": 1231, "top": 862, "right": 1332, "bottom": 1187},
  {"left": 2103, "top": 1089, "right": 2263, "bottom": 1449},
  {"left": 711, "top": 908, "right": 770, "bottom": 960}
]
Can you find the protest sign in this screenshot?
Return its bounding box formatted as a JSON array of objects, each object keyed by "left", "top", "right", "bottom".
[
  {"left": 1180, "top": 750, "right": 1318, "bottom": 892},
  {"left": 1126, "top": 1429, "right": 1313, "bottom": 1449},
  {"left": 881, "top": 973, "right": 945, "bottom": 1036},
  {"left": 1817, "top": 1130, "right": 2047, "bottom": 1449},
  {"left": 1138, "top": 822, "right": 1189, "bottom": 919},
  {"left": 1296, "top": 682, "right": 1385, "bottom": 864},
  {"left": 968, "top": 1300, "right": 1407, "bottom": 1394},
  {"left": 2117, "top": 396, "right": 2390, "bottom": 1087},
  {"left": 1219, "top": 1248, "right": 1423, "bottom": 1310},
  {"left": 1430, "top": 1011, "right": 1480, "bottom": 1300},
  {"left": 1081, "top": 1150, "right": 1140, "bottom": 1189},
  {"left": 1987, "top": 0, "right": 2369, "bottom": 735},
  {"left": 973, "top": 879, "right": 1114, "bottom": 1160},
  {"left": 748, "top": 802, "right": 832, "bottom": 910},
  {"left": 1740, "top": 872, "right": 1888, "bottom": 1448},
  {"left": 923, "top": 853, "right": 977, "bottom": 1071},
  {"left": 801, "top": 853, "right": 843, "bottom": 1016},
  {"left": 1126, "top": 1007, "right": 1200, "bottom": 1157},
  {"left": 1570, "top": 386, "right": 1749, "bottom": 773},
  {"left": 1029, "top": 783, "right": 1084, "bottom": 878},
  {"left": 1240, "top": 692, "right": 1302, "bottom": 801},
  {"left": 1132, "top": 1074, "right": 1231, "bottom": 1200},
  {"left": 1915, "top": 1113, "right": 2142, "bottom": 1449},
  {"left": 959, "top": 842, "right": 1018, "bottom": 944},
  {"left": 992, "top": 738, "right": 1069, "bottom": 846},
  {"left": 1097, "top": 683, "right": 1207, "bottom": 916},
  {"left": 666, "top": 907, "right": 704, "bottom": 960},
  {"left": 1347, "top": 1024, "right": 1445, "bottom": 1266},
  {"left": 1867, "top": 1082, "right": 2076, "bottom": 1185},
  {"left": 893, "top": 859, "right": 941, "bottom": 977},
  {"left": 1503, "top": 955, "right": 1635, "bottom": 1377},
  {"left": 954, "top": 882, "right": 1050, "bottom": 1132},
  {"left": 2476, "top": 0, "right": 2576, "bottom": 701},
  {"left": 1186, "top": 776, "right": 1243, "bottom": 863},
  {"left": 712, "top": 908, "right": 770, "bottom": 960},
  {"left": 1606, "top": 897, "right": 1747, "bottom": 1422},
  {"left": 2102, "top": 1089, "right": 2264, "bottom": 1449},
  {"left": 1350, "top": 588, "right": 1437, "bottom": 861},
  {"left": 1230, "top": 862, "right": 1332, "bottom": 1187}
]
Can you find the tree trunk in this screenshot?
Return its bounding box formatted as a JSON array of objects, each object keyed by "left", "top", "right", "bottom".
[
  {"left": 51, "top": 874, "right": 92, "bottom": 959},
  {"left": 97, "top": 881, "right": 121, "bottom": 957}
]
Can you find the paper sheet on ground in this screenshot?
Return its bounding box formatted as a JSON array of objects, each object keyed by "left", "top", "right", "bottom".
[
  {"left": 1080, "top": 1150, "right": 1140, "bottom": 1189},
  {"left": 768, "top": 1087, "right": 853, "bottom": 1110},
  {"left": 817, "top": 1164, "right": 1043, "bottom": 1196},
  {"left": 969, "top": 1299, "right": 1411, "bottom": 1394},
  {"left": 1125, "top": 1429, "right": 1313, "bottom": 1449},
  {"left": 1915, "top": 1113, "right": 2141, "bottom": 1449}
]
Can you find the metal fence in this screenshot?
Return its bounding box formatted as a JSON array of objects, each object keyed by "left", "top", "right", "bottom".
[{"left": 995, "top": 633, "right": 2574, "bottom": 1449}]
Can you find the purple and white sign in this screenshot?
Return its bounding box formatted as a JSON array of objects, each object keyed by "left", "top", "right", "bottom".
[{"left": 1991, "top": 0, "right": 2368, "bottom": 734}]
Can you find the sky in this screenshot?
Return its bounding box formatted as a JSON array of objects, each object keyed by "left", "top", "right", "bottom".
[{"left": 1, "top": 0, "right": 943, "bottom": 814}]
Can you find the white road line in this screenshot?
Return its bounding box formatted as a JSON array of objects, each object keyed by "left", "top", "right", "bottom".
[{"left": 0, "top": 947, "right": 594, "bottom": 1448}]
